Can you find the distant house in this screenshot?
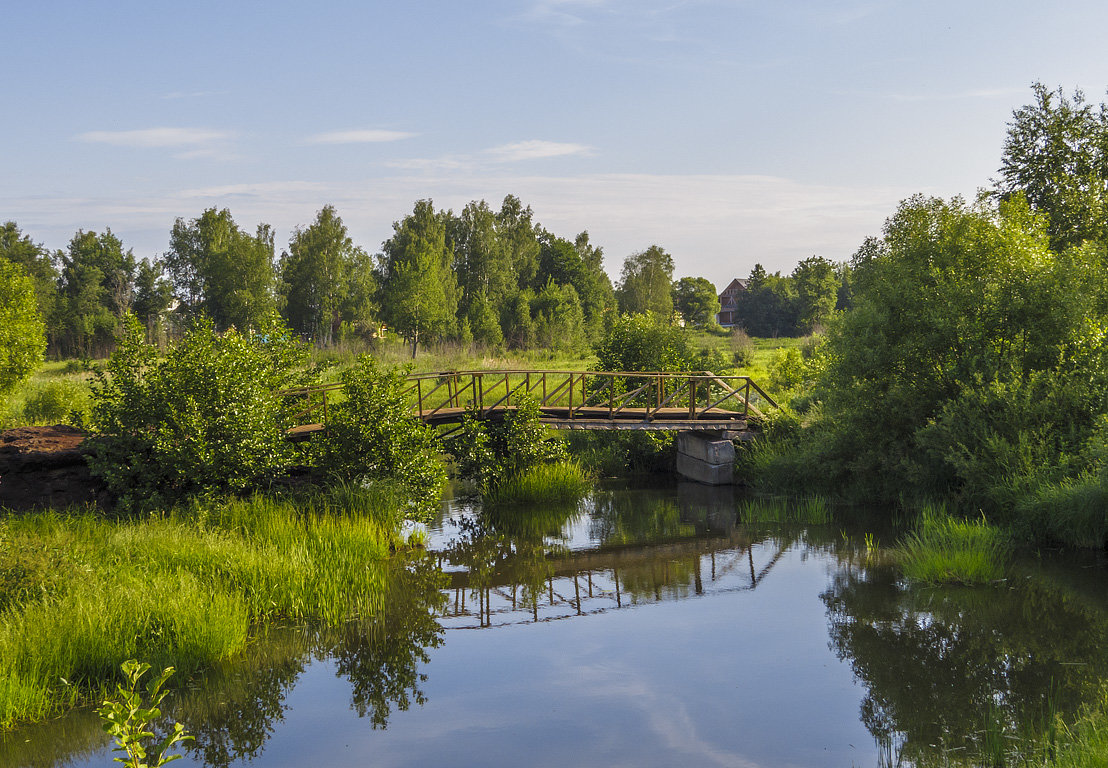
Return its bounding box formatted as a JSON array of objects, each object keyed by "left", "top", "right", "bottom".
[{"left": 716, "top": 278, "right": 748, "bottom": 328}]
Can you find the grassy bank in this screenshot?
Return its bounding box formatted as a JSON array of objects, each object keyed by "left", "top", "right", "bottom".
[
  {"left": 0, "top": 483, "right": 417, "bottom": 730},
  {"left": 485, "top": 459, "right": 592, "bottom": 505}
]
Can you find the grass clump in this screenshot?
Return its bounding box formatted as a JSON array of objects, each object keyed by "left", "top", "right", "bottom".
[
  {"left": 737, "top": 495, "right": 832, "bottom": 524},
  {"left": 0, "top": 483, "right": 415, "bottom": 730},
  {"left": 485, "top": 459, "right": 592, "bottom": 505},
  {"left": 895, "top": 505, "right": 1008, "bottom": 585}
]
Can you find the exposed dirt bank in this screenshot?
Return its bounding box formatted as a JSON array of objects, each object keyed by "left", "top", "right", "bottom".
[{"left": 0, "top": 425, "right": 105, "bottom": 510}]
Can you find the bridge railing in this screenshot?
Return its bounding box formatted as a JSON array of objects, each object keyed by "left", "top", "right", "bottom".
[
  {"left": 282, "top": 369, "right": 778, "bottom": 428},
  {"left": 403, "top": 370, "right": 778, "bottom": 422}
]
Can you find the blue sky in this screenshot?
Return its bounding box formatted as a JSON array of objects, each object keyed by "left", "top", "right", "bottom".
[{"left": 5, "top": 0, "right": 1108, "bottom": 289}]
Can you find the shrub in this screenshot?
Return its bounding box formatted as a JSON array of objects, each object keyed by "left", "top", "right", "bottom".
[
  {"left": 314, "top": 354, "right": 447, "bottom": 521},
  {"left": 20, "top": 380, "right": 91, "bottom": 425},
  {"left": 88, "top": 314, "right": 311, "bottom": 509},
  {"left": 730, "top": 327, "right": 754, "bottom": 366}
]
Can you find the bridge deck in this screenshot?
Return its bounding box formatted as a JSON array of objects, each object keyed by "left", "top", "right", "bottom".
[{"left": 283, "top": 369, "right": 776, "bottom": 439}]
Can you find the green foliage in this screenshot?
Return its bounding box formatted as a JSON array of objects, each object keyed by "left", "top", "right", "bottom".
[
  {"left": 378, "top": 200, "right": 458, "bottom": 357},
  {"left": 484, "top": 459, "right": 592, "bottom": 505},
  {"left": 0, "top": 222, "right": 58, "bottom": 331},
  {"left": 530, "top": 281, "right": 585, "bottom": 352},
  {"left": 791, "top": 255, "right": 838, "bottom": 333},
  {"left": 672, "top": 276, "right": 720, "bottom": 328},
  {"left": 809, "top": 194, "right": 1108, "bottom": 505},
  {"left": 0, "top": 485, "right": 413, "bottom": 729},
  {"left": 88, "top": 315, "right": 310, "bottom": 509},
  {"left": 0, "top": 258, "right": 46, "bottom": 397},
  {"left": 734, "top": 263, "right": 799, "bottom": 337},
  {"left": 737, "top": 495, "right": 832, "bottom": 525},
  {"left": 895, "top": 506, "right": 1008, "bottom": 584},
  {"left": 594, "top": 312, "right": 700, "bottom": 373},
  {"left": 452, "top": 393, "right": 567, "bottom": 494},
  {"left": 165, "top": 208, "right": 278, "bottom": 333},
  {"left": 20, "top": 379, "right": 91, "bottom": 425},
  {"left": 280, "top": 204, "right": 375, "bottom": 347},
  {"left": 314, "top": 355, "right": 446, "bottom": 520},
  {"left": 729, "top": 327, "right": 755, "bottom": 366},
  {"left": 54, "top": 229, "right": 137, "bottom": 358},
  {"left": 997, "top": 83, "right": 1108, "bottom": 251},
  {"left": 98, "top": 660, "right": 192, "bottom": 768},
  {"left": 616, "top": 245, "right": 674, "bottom": 317}
]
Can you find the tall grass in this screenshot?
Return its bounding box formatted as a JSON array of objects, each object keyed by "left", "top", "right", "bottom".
[
  {"left": 0, "top": 483, "right": 412, "bottom": 730},
  {"left": 485, "top": 460, "right": 592, "bottom": 505},
  {"left": 895, "top": 505, "right": 1008, "bottom": 584},
  {"left": 737, "top": 495, "right": 832, "bottom": 524}
]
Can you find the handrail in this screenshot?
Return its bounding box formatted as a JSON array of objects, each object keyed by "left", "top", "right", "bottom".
[{"left": 280, "top": 370, "right": 778, "bottom": 429}]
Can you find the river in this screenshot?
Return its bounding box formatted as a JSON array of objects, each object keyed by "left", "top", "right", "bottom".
[{"left": 3, "top": 480, "right": 1107, "bottom": 767}]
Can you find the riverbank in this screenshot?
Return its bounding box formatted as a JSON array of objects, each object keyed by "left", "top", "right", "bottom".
[{"left": 0, "top": 484, "right": 422, "bottom": 730}]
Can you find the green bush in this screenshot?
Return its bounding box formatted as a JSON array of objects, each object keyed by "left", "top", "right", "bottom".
[
  {"left": 452, "top": 393, "right": 567, "bottom": 494},
  {"left": 314, "top": 354, "right": 447, "bottom": 520},
  {"left": 88, "top": 314, "right": 311, "bottom": 510},
  {"left": 20, "top": 380, "right": 91, "bottom": 425}
]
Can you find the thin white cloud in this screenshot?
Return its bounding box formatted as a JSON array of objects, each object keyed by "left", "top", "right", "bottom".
[
  {"left": 179, "top": 181, "right": 331, "bottom": 199},
  {"left": 484, "top": 140, "right": 593, "bottom": 162},
  {"left": 75, "top": 127, "right": 233, "bottom": 148},
  {"left": 388, "top": 139, "right": 593, "bottom": 171},
  {"left": 307, "top": 129, "right": 417, "bottom": 144}
]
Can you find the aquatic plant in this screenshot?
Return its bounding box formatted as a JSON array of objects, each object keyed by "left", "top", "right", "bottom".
[
  {"left": 485, "top": 459, "right": 592, "bottom": 505},
  {"left": 895, "top": 505, "right": 1008, "bottom": 584},
  {"left": 737, "top": 495, "right": 832, "bottom": 525}
]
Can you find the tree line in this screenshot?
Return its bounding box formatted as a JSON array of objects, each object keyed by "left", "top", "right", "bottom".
[{"left": 2, "top": 192, "right": 822, "bottom": 365}]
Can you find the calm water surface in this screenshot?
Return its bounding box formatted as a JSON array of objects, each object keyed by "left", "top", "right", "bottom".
[{"left": 4, "top": 481, "right": 1108, "bottom": 767}]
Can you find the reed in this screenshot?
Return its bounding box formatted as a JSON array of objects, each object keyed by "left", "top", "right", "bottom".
[
  {"left": 485, "top": 459, "right": 592, "bottom": 505},
  {"left": 737, "top": 495, "right": 832, "bottom": 524},
  {"left": 895, "top": 505, "right": 1008, "bottom": 584},
  {"left": 0, "top": 483, "right": 411, "bottom": 730}
]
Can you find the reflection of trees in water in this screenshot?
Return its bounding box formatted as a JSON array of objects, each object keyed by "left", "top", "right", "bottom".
[
  {"left": 587, "top": 492, "right": 695, "bottom": 546},
  {"left": 2, "top": 554, "right": 447, "bottom": 768},
  {"left": 823, "top": 561, "right": 1108, "bottom": 765}
]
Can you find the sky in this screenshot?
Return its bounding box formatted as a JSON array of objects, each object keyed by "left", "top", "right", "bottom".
[{"left": 5, "top": 0, "right": 1108, "bottom": 290}]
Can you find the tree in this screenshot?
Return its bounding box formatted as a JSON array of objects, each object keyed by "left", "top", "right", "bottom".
[
  {"left": 447, "top": 200, "right": 512, "bottom": 347},
  {"left": 0, "top": 222, "right": 57, "bottom": 333},
  {"left": 616, "top": 245, "right": 674, "bottom": 317},
  {"left": 280, "top": 205, "right": 374, "bottom": 346},
  {"left": 496, "top": 195, "right": 541, "bottom": 290},
  {"left": 0, "top": 259, "right": 46, "bottom": 396},
  {"left": 813, "top": 194, "right": 1107, "bottom": 505},
  {"left": 672, "top": 276, "right": 720, "bottom": 327},
  {"left": 791, "top": 256, "right": 838, "bottom": 333},
  {"left": 536, "top": 232, "right": 615, "bottom": 344},
  {"left": 378, "top": 200, "right": 458, "bottom": 357},
  {"left": 996, "top": 83, "right": 1108, "bottom": 251},
  {"left": 55, "top": 229, "right": 137, "bottom": 357},
  {"left": 132, "top": 259, "right": 174, "bottom": 344},
  {"left": 735, "top": 264, "right": 798, "bottom": 336},
  {"left": 165, "top": 208, "right": 278, "bottom": 331}
]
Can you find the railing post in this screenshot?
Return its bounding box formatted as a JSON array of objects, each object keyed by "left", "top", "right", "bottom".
[
  {"left": 608, "top": 375, "right": 614, "bottom": 419},
  {"left": 417, "top": 379, "right": 423, "bottom": 417},
  {"left": 689, "top": 377, "right": 696, "bottom": 419},
  {"left": 568, "top": 373, "right": 574, "bottom": 419},
  {"left": 477, "top": 373, "right": 484, "bottom": 415},
  {"left": 745, "top": 379, "right": 750, "bottom": 419}
]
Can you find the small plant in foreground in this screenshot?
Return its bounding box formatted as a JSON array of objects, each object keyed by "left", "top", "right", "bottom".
[{"left": 98, "top": 660, "right": 192, "bottom": 768}]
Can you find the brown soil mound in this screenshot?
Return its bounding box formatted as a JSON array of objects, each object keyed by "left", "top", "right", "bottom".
[{"left": 0, "top": 425, "right": 105, "bottom": 510}]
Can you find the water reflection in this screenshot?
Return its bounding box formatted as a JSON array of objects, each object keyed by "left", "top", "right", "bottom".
[
  {"left": 5, "top": 484, "right": 1108, "bottom": 768},
  {"left": 823, "top": 554, "right": 1108, "bottom": 765},
  {"left": 0, "top": 554, "right": 446, "bottom": 768},
  {"left": 432, "top": 482, "right": 788, "bottom": 628}
]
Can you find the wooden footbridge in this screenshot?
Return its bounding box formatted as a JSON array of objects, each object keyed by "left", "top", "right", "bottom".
[{"left": 285, "top": 369, "right": 777, "bottom": 440}]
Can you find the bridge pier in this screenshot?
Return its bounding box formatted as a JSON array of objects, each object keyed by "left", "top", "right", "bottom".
[{"left": 675, "top": 431, "right": 735, "bottom": 485}]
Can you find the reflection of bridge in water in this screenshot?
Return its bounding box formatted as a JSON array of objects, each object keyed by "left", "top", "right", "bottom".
[{"left": 434, "top": 534, "right": 789, "bottom": 630}]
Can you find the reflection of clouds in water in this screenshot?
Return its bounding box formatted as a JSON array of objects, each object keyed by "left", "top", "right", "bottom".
[{"left": 555, "top": 661, "right": 764, "bottom": 768}]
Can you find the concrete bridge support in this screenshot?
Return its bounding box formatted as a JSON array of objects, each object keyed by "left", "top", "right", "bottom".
[{"left": 675, "top": 431, "right": 735, "bottom": 485}]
